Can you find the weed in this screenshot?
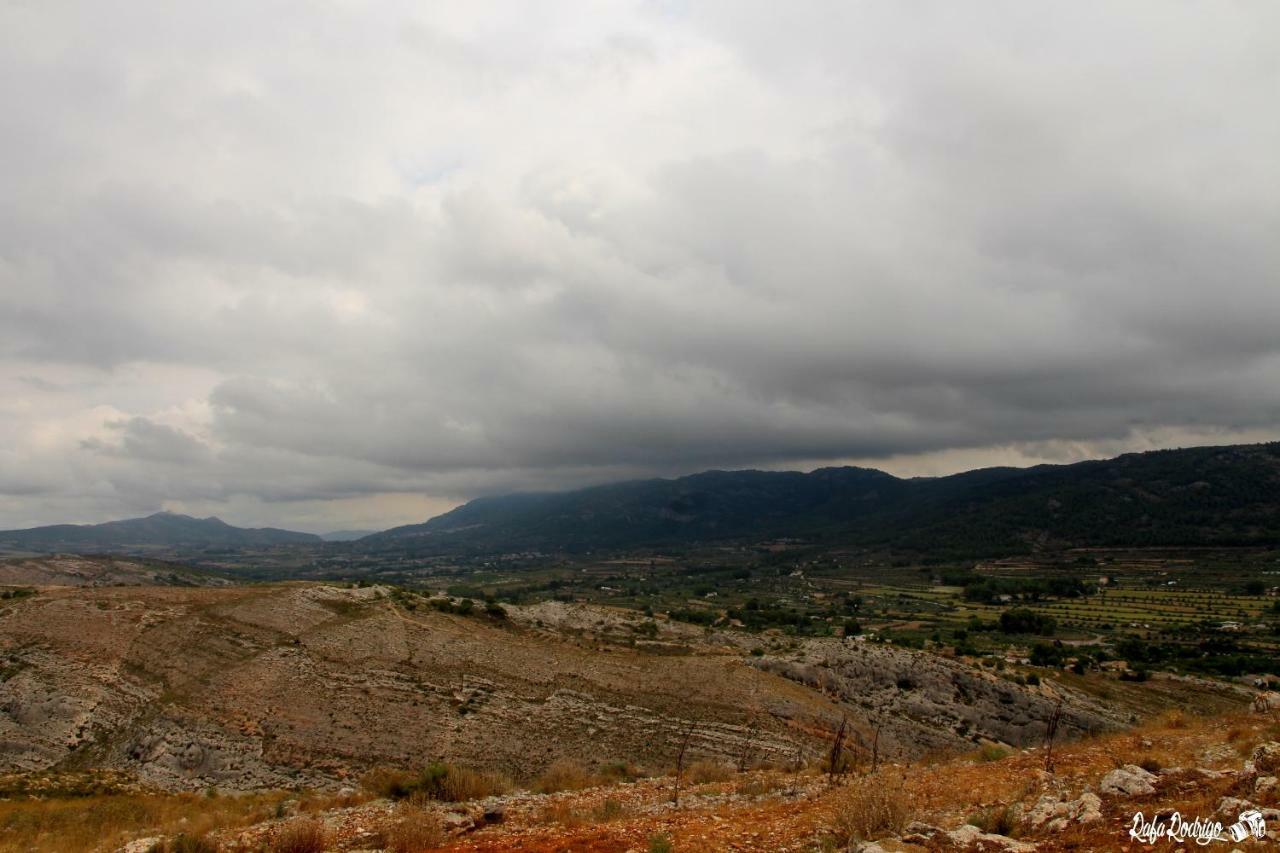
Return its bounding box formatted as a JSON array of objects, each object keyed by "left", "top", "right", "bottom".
[
  {"left": 827, "top": 768, "right": 911, "bottom": 844},
  {"left": 648, "top": 832, "right": 674, "bottom": 853},
  {"left": 534, "top": 759, "right": 598, "bottom": 794},
  {"left": 685, "top": 760, "right": 732, "bottom": 785},
  {"left": 383, "top": 806, "right": 445, "bottom": 853},
  {"left": 967, "top": 805, "right": 1017, "bottom": 836},
  {"left": 593, "top": 797, "right": 626, "bottom": 821},
  {"left": 271, "top": 817, "right": 328, "bottom": 853}
]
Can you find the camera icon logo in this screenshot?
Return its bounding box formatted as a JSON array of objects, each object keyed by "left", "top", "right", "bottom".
[{"left": 1226, "top": 809, "right": 1266, "bottom": 842}]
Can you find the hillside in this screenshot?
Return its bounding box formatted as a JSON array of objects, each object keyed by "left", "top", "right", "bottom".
[
  {"left": 0, "top": 512, "right": 320, "bottom": 552},
  {"left": 0, "top": 583, "right": 1247, "bottom": 796},
  {"left": 0, "top": 554, "right": 230, "bottom": 588},
  {"left": 1, "top": 694, "right": 1275, "bottom": 851},
  {"left": 363, "top": 443, "right": 1280, "bottom": 557}
]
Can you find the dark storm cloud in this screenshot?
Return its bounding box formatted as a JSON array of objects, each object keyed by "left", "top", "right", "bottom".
[{"left": 1, "top": 1, "right": 1278, "bottom": 530}]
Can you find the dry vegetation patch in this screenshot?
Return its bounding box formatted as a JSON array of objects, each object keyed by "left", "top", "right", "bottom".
[
  {"left": 0, "top": 791, "right": 289, "bottom": 853},
  {"left": 534, "top": 759, "right": 599, "bottom": 793},
  {"left": 825, "top": 767, "right": 912, "bottom": 845},
  {"left": 269, "top": 817, "right": 328, "bottom": 853}
]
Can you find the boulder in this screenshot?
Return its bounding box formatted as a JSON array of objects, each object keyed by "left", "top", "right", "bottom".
[
  {"left": 1026, "top": 792, "right": 1102, "bottom": 831},
  {"left": 1099, "top": 764, "right": 1157, "bottom": 797},
  {"left": 1217, "top": 796, "right": 1255, "bottom": 819},
  {"left": 946, "top": 823, "right": 1037, "bottom": 851},
  {"left": 1252, "top": 742, "right": 1280, "bottom": 775}
]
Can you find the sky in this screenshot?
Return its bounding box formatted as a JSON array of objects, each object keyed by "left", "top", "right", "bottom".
[{"left": 2, "top": 2, "right": 1279, "bottom": 533}]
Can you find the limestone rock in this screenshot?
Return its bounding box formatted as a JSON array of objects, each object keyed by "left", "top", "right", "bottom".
[
  {"left": 947, "top": 823, "right": 1037, "bottom": 851},
  {"left": 1251, "top": 742, "right": 1280, "bottom": 775},
  {"left": 1099, "top": 764, "right": 1157, "bottom": 797}
]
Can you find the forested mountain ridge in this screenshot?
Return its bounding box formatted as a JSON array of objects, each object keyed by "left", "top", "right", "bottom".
[{"left": 362, "top": 443, "right": 1280, "bottom": 556}]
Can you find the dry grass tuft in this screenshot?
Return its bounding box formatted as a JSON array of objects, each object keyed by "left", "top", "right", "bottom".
[
  {"left": 827, "top": 768, "right": 911, "bottom": 845},
  {"left": 1158, "top": 709, "right": 1190, "bottom": 729},
  {"left": 966, "top": 804, "right": 1018, "bottom": 837},
  {"left": 534, "top": 759, "right": 598, "bottom": 794},
  {"left": 426, "top": 765, "right": 511, "bottom": 802},
  {"left": 0, "top": 791, "right": 295, "bottom": 853},
  {"left": 685, "top": 760, "right": 733, "bottom": 785},
  {"left": 271, "top": 817, "right": 329, "bottom": 853},
  {"left": 537, "top": 800, "right": 587, "bottom": 827},
  {"left": 593, "top": 797, "right": 627, "bottom": 822},
  {"left": 383, "top": 805, "right": 445, "bottom": 853},
  {"left": 149, "top": 833, "right": 219, "bottom": 853},
  {"left": 362, "top": 762, "right": 510, "bottom": 803}
]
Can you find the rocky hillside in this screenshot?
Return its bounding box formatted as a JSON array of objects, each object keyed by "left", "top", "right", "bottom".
[
  {"left": 0, "top": 554, "right": 229, "bottom": 587},
  {"left": 3, "top": 694, "right": 1275, "bottom": 851},
  {"left": 0, "top": 583, "right": 1232, "bottom": 796}
]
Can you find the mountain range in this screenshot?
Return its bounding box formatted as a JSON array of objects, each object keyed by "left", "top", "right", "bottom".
[
  {"left": 0, "top": 511, "right": 321, "bottom": 550},
  {"left": 5, "top": 442, "right": 1280, "bottom": 558},
  {"left": 363, "top": 442, "right": 1280, "bottom": 556}
]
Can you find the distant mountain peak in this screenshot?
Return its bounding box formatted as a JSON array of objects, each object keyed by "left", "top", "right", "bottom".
[{"left": 0, "top": 512, "right": 320, "bottom": 551}]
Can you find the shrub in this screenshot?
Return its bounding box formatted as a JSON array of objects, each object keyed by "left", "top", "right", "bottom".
[
  {"left": 383, "top": 806, "right": 444, "bottom": 853},
  {"left": 361, "top": 767, "right": 418, "bottom": 800},
  {"left": 827, "top": 769, "right": 910, "bottom": 844},
  {"left": 600, "top": 761, "right": 644, "bottom": 782},
  {"left": 271, "top": 817, "right": 328, "bottom": 853},
  {"left": 593, "top": 797, "right": 626, "bottom": 822},
  {"left": 648, "top": 833, "right": 674, "bottom": 853},
  {"left": 534, "top": 759, "right": 598, "bottom": 793},
  {"left": 967, "top": 805, "right": 1017, "bottom": 836},
  {"left": 361, "top": 763, "right": 509, "bottom": 802},
  {"left": 685, "top": 760, "right": 733, "bottom": 785},
  {"left": 976, "top": 744, "right": 1009, "bottom": 763},
  {"left": 152, "top": 834, "right": 219, "bottom": 853}
]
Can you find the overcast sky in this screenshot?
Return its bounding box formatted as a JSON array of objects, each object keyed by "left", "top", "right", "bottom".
[{"left": 2, "top": 2, "right": 1279, "bottom": 533}]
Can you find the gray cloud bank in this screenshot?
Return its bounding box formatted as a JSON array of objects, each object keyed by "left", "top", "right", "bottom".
[{"left": 2, "top": 2, "right": 1279, "bottom": 531}]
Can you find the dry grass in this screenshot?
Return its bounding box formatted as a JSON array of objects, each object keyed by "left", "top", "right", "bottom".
[
  {"left": 684, "top": 760, "right": 733, "bottom": 785},
  {"left": 425, "top": 765, "right": 511, "bottom": 802},
  {"left": 826, "top": 768, "right": 912, "bottom": 845},
  {"left": 362, "top": 762, "right": 510, "bottom": 803},
  {"left": 593, "top": 797, "right": 627, "bottom": 822},
  {"left": 148, "top": 834, "right": 219, "bottom": 853},
  {"left": 534, "top": 759, "right": 599, "bottom": 794},
  {"left": 535, "top": 795, "right": 628, "bottom": 828},
  {"left": 537, "top": 800, "right": 587, "bottom": 827},
  {"left": 270, "top": 817, "right": 329, "bottom": 853},
  {"left": 0, "top": 791, "right": 293, "bottom": 853},
  {"left": 382, "top": 805, "right": 445, "bottom": 853},
  {"left": 966, "top": 804, "right": 1018, "bottom": 837},
  {"left": 736, "top": 773, "right": 786, "bottom": 798}
]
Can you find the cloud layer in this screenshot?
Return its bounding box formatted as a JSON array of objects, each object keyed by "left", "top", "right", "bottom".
[{"left": 3, "top": 2, "right": 1279, "bottom": 531}]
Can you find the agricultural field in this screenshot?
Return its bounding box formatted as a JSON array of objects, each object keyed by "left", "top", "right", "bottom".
[{"left": 381, "top": 545, "right": 1280, "bottom": 683}]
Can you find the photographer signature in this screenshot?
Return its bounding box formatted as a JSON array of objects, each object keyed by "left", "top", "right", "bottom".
[{"left": 1129, "top": 809, "right": 1266, "bottom": 845}]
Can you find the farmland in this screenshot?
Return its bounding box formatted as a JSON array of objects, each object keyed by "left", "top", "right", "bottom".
[{"left": 374, "top": 545, "right": 1280, "bottom": 683}]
